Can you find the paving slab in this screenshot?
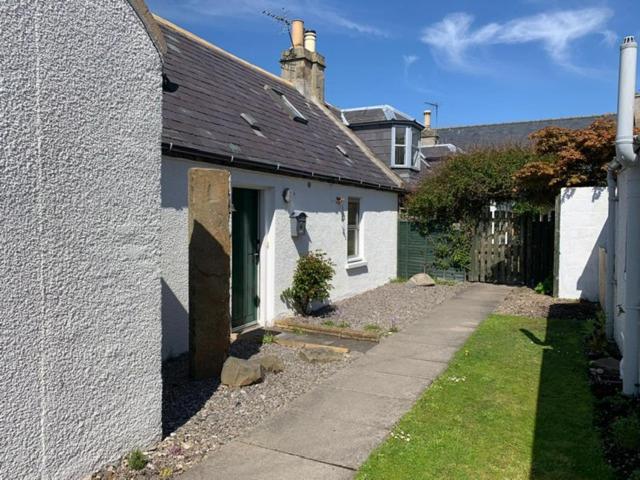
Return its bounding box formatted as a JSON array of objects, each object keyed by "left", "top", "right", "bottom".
[
  {"left": 327, "top": 368, "right": 432, "bottom": 400},
  {"left": 284, "top": 386, "right": 413, "bottom": 429},
  {"left": 352, "top": 354, "right": 448, "bottom": 380},
  {"left": 179, "top": 283, "right": 510, "bottom": 479},
  {"left": 242, "top": 409, "right": 389, "bottom": 470},
  {"left": 366, "top": 341, "right": 459, "bottom": 363},
  {"left": 180, "top": 441, "right": 353, "bottom": 480}
]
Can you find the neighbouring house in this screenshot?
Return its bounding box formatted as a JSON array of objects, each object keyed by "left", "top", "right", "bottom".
[
  {"left": 340, "top": 105, "right": 424, "bottom": 186},
  {"left": 433, "top": 114, "right": 614, "bottom": 151},
  {"left": 158, "top": 17, "right": 404, "bottom": 360},
  {"left": 1, "top": 1, "right": 164, "bottom": 478}
]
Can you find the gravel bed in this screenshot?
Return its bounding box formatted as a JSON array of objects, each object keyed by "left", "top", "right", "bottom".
[
  {"left": 291, "top": 281, "right": 468, "bottom": 333},
  {"left": 495, "top": 286, "right": 598, "bottom": 319},
  {"left": 91, "top": 339, "right": 360, "bottom": 479}
]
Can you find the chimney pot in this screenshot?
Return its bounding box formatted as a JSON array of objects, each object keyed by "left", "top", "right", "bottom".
[
  {"left": 423, "top": 110, "right": 432, "bottom": 128},
  {"left": 291, "top": 20, "right": 304, "bottom": 47},
  {"left": 304, "top": 30, "right": 317, "bottom": 52}
]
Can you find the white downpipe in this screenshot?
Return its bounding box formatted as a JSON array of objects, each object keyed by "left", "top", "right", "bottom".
[
  {"left": 616, "top": 35, "right": 640, "bottom": 395},
  {"left": 606, "top": 165, "right": 617, "bottom": 339},
  {"left": 616, "top": 36, "right": 638, "bottom": 166}
]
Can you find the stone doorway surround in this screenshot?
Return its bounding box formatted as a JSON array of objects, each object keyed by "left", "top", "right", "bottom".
[{"left": 188, "top": 168, "right": 231, "bottom": 379}]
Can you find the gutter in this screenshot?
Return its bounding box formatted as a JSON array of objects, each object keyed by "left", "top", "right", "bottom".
[{"left": 162, "top": 143, "right": 406, "bottom": 194}]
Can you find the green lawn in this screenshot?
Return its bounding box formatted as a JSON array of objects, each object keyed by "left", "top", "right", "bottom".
[{"left": 357, "top": 314, "right": 613, "bottom": 480}]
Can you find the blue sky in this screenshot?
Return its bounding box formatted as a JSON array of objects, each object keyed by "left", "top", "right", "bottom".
[{"left": 147, "top": 0, "right": 640, "bottom": 127}]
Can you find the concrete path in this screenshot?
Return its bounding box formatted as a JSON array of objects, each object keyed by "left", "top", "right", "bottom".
[{"left": 181, "top": 283, "right": 511, "bottom": 480}]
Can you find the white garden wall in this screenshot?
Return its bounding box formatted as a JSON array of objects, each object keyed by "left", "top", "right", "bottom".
[
  {"left": 0, "top": 2, "right": 163, "bottom": 478},
  {"left": 556, "top": 187, "right": 609, "bottom": 301},
  {"left": 161, "top": 156, "right": 398, "bottom": 359}
]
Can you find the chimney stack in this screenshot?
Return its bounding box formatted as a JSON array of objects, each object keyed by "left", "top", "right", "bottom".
[
  {"left": 420, "top": 109, "right": 439, "bottom": 146},
  {"left": 291, "top": 19, "right": 304, "bottom": 47},
  {"left": 423, "top": 110, "right": 432, "bottom": 129},
  {"left": 280, "top": 20, "right": 326, "bottom": 103}
]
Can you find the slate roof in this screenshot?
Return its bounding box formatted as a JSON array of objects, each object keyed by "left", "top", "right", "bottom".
[
  {"left": 437, "top": 114, "right": 614, "bottom": 151},
  {"left": 342, "top": 105, "right": 420, "bottom": 127},
  {"left": 158, "top": 18, "right": 402, "bottom": 191}
]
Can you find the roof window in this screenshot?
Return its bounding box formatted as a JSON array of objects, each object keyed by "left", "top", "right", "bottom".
[
  {"left": 241, "top": 112, "right": 265, "bottom": 137},
  {"left": 264, "top": 85, "right": 308, "bottom": 124}
]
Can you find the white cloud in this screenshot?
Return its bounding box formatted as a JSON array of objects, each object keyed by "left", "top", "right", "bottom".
[
  {"left": 420, "top": 8, "right": 614, "bottom": 72},
  {"left": 402, "top": 54, "right": 419, "bottom": 78},
  {"left": 150, "top": 0, "right": 388, "bottom": 37}
]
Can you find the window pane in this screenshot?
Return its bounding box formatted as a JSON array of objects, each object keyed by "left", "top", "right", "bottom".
[
  {"left": 395, "top": 127, "right": 405, "bottom": 145},
  {"left": 395, "top": 146, "right": 406, "bottom": 165},
  {"left": 412, "top": 147, "right": 420, "bottom": 167},
  {"left": 348, "top": 200, "right": 359, "bottom": 226},
  {"left": 347, "top": 229, "right": 358, "bottom": 257}
]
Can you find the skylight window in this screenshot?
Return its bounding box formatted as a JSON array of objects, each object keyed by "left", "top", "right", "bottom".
[
  {"left": 336, "top": 145, "right": 349, "bottom": 157},
  {"left": 264, "top": 85, "right": 308, "bottom": 124},
  {"left": 240, "top": 112, "right": 265, "bottom": 137}
]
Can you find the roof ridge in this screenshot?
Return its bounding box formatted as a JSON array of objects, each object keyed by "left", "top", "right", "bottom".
[
  {"left": 314, "top": 99, "right": 404, "bottom": 189},
  {"left": 153, "top": 15, "right": 294, "bottom": 89},
  {"left": 439, "top": 113, "right": 614, "bottom": 130}
]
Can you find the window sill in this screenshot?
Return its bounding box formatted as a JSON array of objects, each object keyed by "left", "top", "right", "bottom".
[
  {"left": 390, "top": 164, "right": 420, "bottom": 171},
  {"left": 346, "top": 258, "right": 368, "bottom": 270}
]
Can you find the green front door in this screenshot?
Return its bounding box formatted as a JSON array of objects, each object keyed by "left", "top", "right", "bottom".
[{"left": 232, "top": 188, "right": 259, "bottom": 329}]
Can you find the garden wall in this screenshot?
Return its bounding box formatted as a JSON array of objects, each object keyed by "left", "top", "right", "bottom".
[{"left": 555, "top": 187, "right": 608, "bottom": 301}]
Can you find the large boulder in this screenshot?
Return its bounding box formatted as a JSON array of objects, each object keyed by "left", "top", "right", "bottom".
[
  {"left": 251, "top": 354, "right": 284, "bottom": 373},
  {"left": 407, "top": 273, "right": 435, "bottom": 287},
  {"left": 298, "top": 348, "right": 344, "bottom": 363},
  {"left": 221, "top": 356, "right": 263, "bottom": 387}
]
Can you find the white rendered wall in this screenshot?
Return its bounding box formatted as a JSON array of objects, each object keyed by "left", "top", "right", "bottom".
[
  {"left": 161, "top": 156, "right": 398, "bottom": 359},
  {"left": 556, "top": 187, "right": 609, "bottom": 301},
  {"left": 0, "top": 2, "right": 162, "bottom": 478}
]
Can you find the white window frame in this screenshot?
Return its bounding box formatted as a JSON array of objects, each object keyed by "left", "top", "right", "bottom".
[
  {"left": 391, "top": 126, "right": 420, "bottom": 171},
  {"left": 346, "top": 197, "right": 365, "bottom": 267}
]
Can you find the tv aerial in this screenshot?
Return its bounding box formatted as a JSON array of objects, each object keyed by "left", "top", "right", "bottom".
[
  {"left": 424, "top": 101, "right": 439, "bottom": 128},
  {"left": 262, "top": 9, "right": 293, "bottom": 46}
]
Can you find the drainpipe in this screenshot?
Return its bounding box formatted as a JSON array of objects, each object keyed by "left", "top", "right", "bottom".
[
  {"left": 615, "top": 36, "right": 640, "bottom": 395},
  {"left": 606, "top": 161, "right": 618, "bottom": 340}
]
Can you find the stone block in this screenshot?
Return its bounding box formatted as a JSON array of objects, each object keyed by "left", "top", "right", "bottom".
[
  {"left": 221, "top": 357, "right": 263, "bottom": 387},
  {"left": 188, "top": 168, "right": 231, "bottom": 379}
]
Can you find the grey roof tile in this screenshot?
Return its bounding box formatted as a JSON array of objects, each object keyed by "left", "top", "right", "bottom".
[
  {"left": 159, "top": 20, "right": 400, "bottom": 190},
  {"left": 437, "top": 115, "right": 614, "bottom": 151}
]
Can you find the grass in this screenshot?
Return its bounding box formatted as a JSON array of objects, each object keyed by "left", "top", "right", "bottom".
[
  {"left": 127, "top": 449, "right": 148, "bottom": 471},
  {"left": 322, "top": 320, "right": 350, "bottom": 329},
  {"left": 357, "top": 314, "right": 613, "bottom": 480},
  {"left": 262, "top": 332, "right": 276, "bottom": 344},
  {"left": 364, "top": 324, "right": 382, "bottom": 332}
]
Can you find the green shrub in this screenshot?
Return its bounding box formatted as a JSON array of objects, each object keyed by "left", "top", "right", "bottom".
[
  {"left": 281, "top": 250, "right": 335, "bottom": 315},
  {"left": 432, "top": 226, "right": 472, "bottom": 272},
  {"left": 611, "top": 415, "right": 640, "bottom": 450},
  {"left": 533, "top": 276, "right": 553, "bottom": 295},
  {"left": 127, "top": 449, "right": 148, "bottom": 471},
  {"left": 587, "top": 310, "right": 608, "bottom": 355},
  {"left": 321, "top": 320, "right": 337, "bottom": 327},
  {"left": 628, "top": 469, "right": 640, "bottom": 480}
]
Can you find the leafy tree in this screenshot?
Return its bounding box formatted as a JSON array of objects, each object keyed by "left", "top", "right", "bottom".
[
  {"left": 407, "top": 146, "right": 537, "bottom": 226},
  {"left": 513, "top": 117, "right": 617, "bottom": 206}
]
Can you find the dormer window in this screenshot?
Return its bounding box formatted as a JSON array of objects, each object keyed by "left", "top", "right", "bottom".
[{"left": 391, "top": 126, "right": 420, "bottom": 170}]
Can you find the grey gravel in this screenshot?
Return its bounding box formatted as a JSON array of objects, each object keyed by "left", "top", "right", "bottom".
[
  {"left": 91, "top": 339, "right": 360, "bottom": 479},
  {"left": 292, "top": 281, "right": 468, "bottom": 332}
]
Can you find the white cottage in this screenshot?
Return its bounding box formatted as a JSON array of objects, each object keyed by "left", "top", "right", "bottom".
[{"left": 158, "top": 17, "right": 404, "bottom": 359}]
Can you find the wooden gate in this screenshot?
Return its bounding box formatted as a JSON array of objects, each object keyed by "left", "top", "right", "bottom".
[{"left": 468, "top": 208, "right": 554, "bottom": 286}]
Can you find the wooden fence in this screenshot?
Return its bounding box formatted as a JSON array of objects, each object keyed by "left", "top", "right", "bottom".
[
  {"left": 468, "top": 209, "right": 554, "bottom": 286},
  {"left": 397, "top": 221, "right": 467, "bottom": 281}
]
